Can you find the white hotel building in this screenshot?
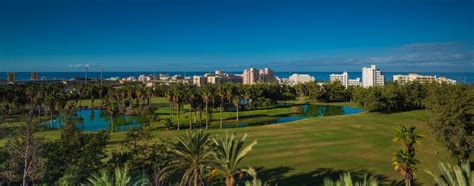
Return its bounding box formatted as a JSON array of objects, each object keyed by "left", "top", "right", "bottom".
[
  {"left": 329, "top": 71, "right": 362, "bottom": 88},
  {"left": 362, "top": 65, "right": 385, "bottom": 87}
]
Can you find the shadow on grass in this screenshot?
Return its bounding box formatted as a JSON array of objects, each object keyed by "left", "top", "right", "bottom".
[{"left": 252, "top": 166, "right": 414, "bottom": 186}]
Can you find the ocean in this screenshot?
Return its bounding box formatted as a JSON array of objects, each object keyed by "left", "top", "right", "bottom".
[{"left": 1, "top": 71, "right": 473, "bottom": 84}]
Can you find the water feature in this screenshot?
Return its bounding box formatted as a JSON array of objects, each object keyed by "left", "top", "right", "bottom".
[
  {"left": 212, "top": 104, "right": 364, "bottom": 129},
  {"left": 45, "top": 104, "right": 363, "bottom": 131},
  {"left": 44, "top": 109, "right": 145, "bottom": 132}
]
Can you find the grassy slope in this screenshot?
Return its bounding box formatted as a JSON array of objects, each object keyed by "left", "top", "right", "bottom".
[
  {"left": 2, "top": 97, "right": 453, "bottom": 185},
  {"left": 31, "top": 109, "right": 452, "bottom": 185}
]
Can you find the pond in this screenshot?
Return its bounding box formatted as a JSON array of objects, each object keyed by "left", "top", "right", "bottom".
[
  {"left": 44, "top": 109, "right": 145, "bottom": 132},
  {"left": 214, "top": 104, "right": 364, "bottom": 129},
  {"left": 45, "top": 104, "right": 363, "bottom": 131}
]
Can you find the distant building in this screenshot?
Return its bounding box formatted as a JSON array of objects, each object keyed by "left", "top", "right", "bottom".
[
  {"left": 348, "top": 78, "right": 362, "bottom": 86},
  {"left": 7, "top": 72, "right": 16, "bottom": 82},
  {"left": 437, "top": 76, "right": 457, "bottom": 84},
  {"left": 288, "top": 74, "right": 315, "bottom": 85},
  {"left": 193, "top": 75, "right": 207, "bottom": 86},
  {"left": 362, "top": 65, "right": 385, "bottom": 87},
  {"left": 138, "top": 75, "right": 152, "bottom": 82},
  {"left": 330, "top": 71, "right": 362, "bottom": 88},
  {"left": 330, "top": 71, "right": 349, "bottom": 87},
  {"left": 393, "top": 73, "right": 456, "bottom": 84},
  {"left": 31, "top": 72, "right": 39, "bottom": 80},
  {"left": 242, "top": 68, "right": 275, "bottom": 85},
  {"left": 242, "top": 68, "right": 259, "bottom": 85},
  {"left": 258, "top": 68, "right": 275, "bottom": 82}
]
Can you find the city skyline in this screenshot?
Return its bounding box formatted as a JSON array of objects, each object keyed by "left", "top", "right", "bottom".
[{"left": 1, "top": 0, "right": 473, "bottom": 72}]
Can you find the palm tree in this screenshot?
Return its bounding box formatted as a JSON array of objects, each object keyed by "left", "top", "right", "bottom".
[
  {"left": 323, "top": 173, "right": 379, "bottom": 186},
  {"left": 163, "top": 130, "right": 215, "bottom": 186},
  {"left": 217, "top": 84, "right": 227, "bottom": 129},
  {"left": 393, "top": 125, "right": 422, "bottom": 151},
  {"left": 212, "top": 132, "right": 257, "bottom": 186},
  {"left": 393, "top": 125, "right": 422, "bottom": 186},
  {"left": 87, "top": 166, "right": 149, "bottom": 186},
  {"left": 425, "top": 162, "right": 472, "bottom": 186},
  {"left": 201, "top": 85, "right": 214, "bottom": 130},
  {"left": 165, "top": 87, "right": 174, "bottom": 121},
  {"left": 392, "top": 149, "right": 419, "bottom": 186},
  {"left": 172, "top": 85, "right": 184, "bottom": 130}
]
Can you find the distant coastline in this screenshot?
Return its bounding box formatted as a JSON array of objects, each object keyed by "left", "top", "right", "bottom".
[{"left": 1, "top": 71, "right": 473, "bottom": 84}]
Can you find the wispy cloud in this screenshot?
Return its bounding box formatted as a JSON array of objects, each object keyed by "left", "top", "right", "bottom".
[
  {"left": 263, "top": 41, "right": 474, "bottom": 71},
  {"left": 402, "top": 41, "right": 467, "bottom": 51},
  {"left": 69, "top": 64, "right": 103, "bottom": 68}
]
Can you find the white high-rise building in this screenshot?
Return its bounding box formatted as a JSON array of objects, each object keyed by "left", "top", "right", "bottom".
[
  {"left": 362, "top": 65, "right": 385, "bottom": 87},
  {"left": 330, "top": 71, "right": 349, "bottom": 87}
]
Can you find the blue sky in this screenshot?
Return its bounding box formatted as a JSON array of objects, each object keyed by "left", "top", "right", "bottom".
[{"left": 1, "top": 0, "right": 473, "bottom": 72}]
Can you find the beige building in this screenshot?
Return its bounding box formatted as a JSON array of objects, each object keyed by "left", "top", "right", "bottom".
[
  {"left": 242, "top": 68, "right": 275, "bottom": 84},
  {"left": 31, "top": 72, "right": 39, "bottom": 80},
  {"left": 393, "top": 73, "right": 456, "bottom": 84},
  {"left": 288, "top": 74, "right": 315, "bottom": 85},
  {"left": 7, "top": 72, "right": 16, "bottom": 82}
]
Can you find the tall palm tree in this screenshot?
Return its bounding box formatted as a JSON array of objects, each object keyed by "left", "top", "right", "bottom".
[
  {"left": 201, "top": 85, "right": 214, "bottom": 130},
  {"left": 230, "top": 85, "right": 242, "bottom": 122},
  {"left": 392, "top": 149, "right": 419, "bottom": 186},
  {"left": 171, "top": 85, "right": 184, "bottom": 130},
  {"left": 393, "top": 125, "right": 422, "bottom": 186},
  {"left": 212, "top": 133, "right": 257, "bottom": 186},
  {"left": 163, "top": 130, "right": 215, "bottom": 186},
  {"left": 216, "top": 84, "right": 227, "bottom": 129},
  {"left": 425, "top": 162, "right": 472, "bottom": 186},
  {"left": 393, "top": 125, "right": 422, "bottom": 151}
]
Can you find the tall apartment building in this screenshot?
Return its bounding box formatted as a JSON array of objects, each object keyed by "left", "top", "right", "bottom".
[
  {"left": 329, "top": 71, "right": 349, "bottom": 87},
  {"left": 31, "top": 72, "right": 39, "bottom": 80},
  {"left": 242, "top": 68, "right": 275, "bottom": 85},
  {"left": 7, "top": 72, "right": 16, "bottom": 82},
  {"left": 193, "top": 75, "right": 207, "bottom": 86},
  {"left": 258, "top": 68, "right": 274, "bottom": 82},
  {"left": 362, "top": 65, "right": 385, "bottom": 87},
  {"left": 242, "top": 68, "right": 259, "bottom": 85}
]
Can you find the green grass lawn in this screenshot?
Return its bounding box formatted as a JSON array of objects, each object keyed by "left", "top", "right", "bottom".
[
  {"left": 30, "top": 109, "right": 453, "bottom": 185},
  {"left": 1, "top": 97, "right": 453, "bottom": 185}
]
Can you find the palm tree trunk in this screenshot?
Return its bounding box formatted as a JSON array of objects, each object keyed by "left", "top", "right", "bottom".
[
  {"left": 225, "top": 176, "right": 235, "bottom": 186},
  {"left": 199, "top": 108, "right": 202, "bottom": 128},
  {"left": 220, "top": 105, "right": 223, "bottom": 129},
  {"left": 235, "top": 104, "right": 239, "bottom": 121},
  {"left": 189, "top": 107, "right": 192, "bottom": 130},
  {"left": 177, "top": 105, "right": 180, "bottom": 130},
  {"left": 205, "top": 102, "right": 209, "bottom": 130}
]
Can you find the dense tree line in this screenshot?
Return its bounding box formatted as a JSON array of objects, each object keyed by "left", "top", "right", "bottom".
[
  {"left": 425, "top": 83, "right": 474, "bottom": 163},
  {"left": 352, "top": 82, "right": 433, "bottom": 113}
]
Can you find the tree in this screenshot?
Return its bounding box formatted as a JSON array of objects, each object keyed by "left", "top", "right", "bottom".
[
  {"left": 425, "top": 84, "right": 473, "bottom": 163},
  {"left": 5, "top": 111, "right": 45, "bottom": 186},
  {"left": 42, "top": 115, "right": 108, "bottom": 184},
  {"left": 323, "top": 173, "right": 379, "bottom": 186},
  {"left": 425, "top": 162, "right": 472, "bottom": 186},
  {"left": 87, "top": 166, "right": 150, "bottom": 186},
  {"left": 163, "top": 130, "right": 215, "bottom": 186},
  {"left": 201, "top": 85, "right": 214, "bottom": 130},
  {"left": 217, "top": 84, "right": 227, "bottom": 129},
  {"left": 212, "top": 133, "right": 257, "bottom": 186},
  {"left": 392, "top": 125, "right": 422, "bottom": 186}
]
